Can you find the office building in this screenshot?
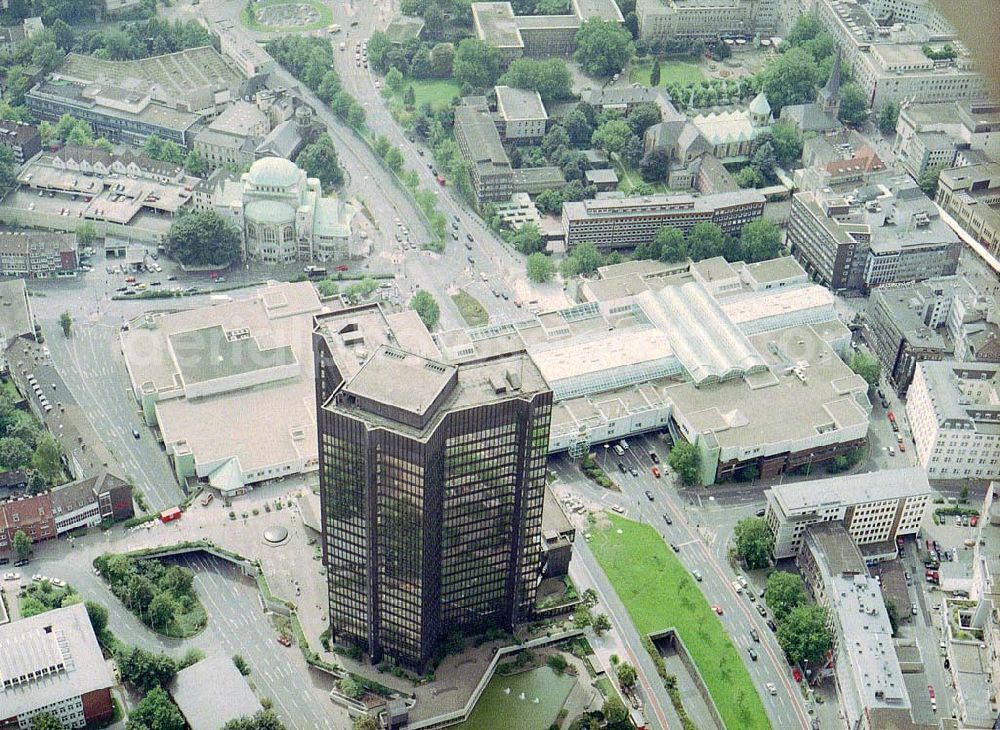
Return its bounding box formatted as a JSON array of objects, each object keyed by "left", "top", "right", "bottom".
[
  {"left": 211, "top": 20, "right": 275, "bottom": 78},
  {"left": 121, "top": 281, "right": 325, "bottom": 494},
  {"left": 935, "top": 163, "right": 1000, "bottom": 271},
  {"left": 454, "top": 104, "right": 514, "bottom": 205},
  {"left": 437, "top": 255, "right": 871, "bottom": 484},
  {"left": 0, "top": 603, "right": 115, "bottom": 729},
  {"left": 635, "top": 0, "right": 778, "bottom": 43},
  {"left": 0, "top": 231, "right": 77, "bottom": 278},
  {"left": 561, "top": 189, "right": 765, "bottom": 250},
  {"left": 315, "top": 303, "right": 552, "bottom": 670},
  {"left": 0, "top": 120, "right": 40, "bottom": 164},
  {"left": 907, "top": 361, "right": 1000, "bottom": 480},
  {"left": 765, "top": 467, "right": 931, "bottom": 560},
  {"left": 472, "top": 0, "right": 622, "bottom": 66},
  {"left": 214, "top": 157, "right": 357, "bottom": 262},
  {"left": 893, "top": 101, "right": 1000, "bottom": 179},
  {"left": 796, "top": 524, "right": 924, "bottom": 730},
  {"left": 788, "top": 176, "right": 960, "bottom": 292},
  {"left": 863, "top": 276, "right": 999, "bottom": 394},
  {"left": 815, "top": 0, "right": 986, "bottom": 110},
  {"left": 193, "top": 100, "right": 270, "bottom": 171},
  {"left": 494, "top": 86, "right": 548, "bottom": 143}
]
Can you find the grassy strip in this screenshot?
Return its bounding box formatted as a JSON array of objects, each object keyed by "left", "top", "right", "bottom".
[
  {"left": 451, "top": 290, "right": 489, "bottom": 327},
  {"left": 590, "top": 515, "right": 770, "bottom": 730}
]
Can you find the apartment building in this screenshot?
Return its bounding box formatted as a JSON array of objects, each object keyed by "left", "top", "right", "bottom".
[
  {"left": 935, "top": 163, "right": 1000, "bottom": 269},
  {"left": 907, "top": 361, "right": 1000, "bottom": 480},
  {"left": 788, "top": 177, "right": 960, "bottom": 292},
  {"left": 314, "top": 304, "right": 552, "bottom": 671},
  {"left": 0, "top": 604, "right": 115, "bottom": 729},
  {"left": 863, "top": 276, "right": 999, "bottom": 394},
  {"left": 494, "top": 86, "right": 548, "bottom": 143},
  {"left": 562, "top": 189, "right": 765, "bottom": 251},
  {"left": 0, "top": 119, "right": 40, "bottom": 164},
  {"left": 635, "top": 0, "right": 778, "bottom": 43},
  {"left": 815, "top": 0, "right": 986, "bottom": 110},
  {"left": 765, "top": 467, "right": 930, "bottom": 560},
  {"left": 454, "top": 104, "right": 514, "bottom": 205},
  {"left": 893, "top": 101, "right": 1000, "bottom": 179},
  {"left": 0, "top": 231, "right": 78, "bottom": 278}
]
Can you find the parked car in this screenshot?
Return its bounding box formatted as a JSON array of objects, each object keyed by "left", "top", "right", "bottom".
[
  {"left": 617, "top": 462, "right": 627, "bottom": 473},
  {"left": 649, "top": 451, "right": 659, "bottom": 463},
  {"left": 712, "top": 604, "right": 724, "bottom": 615},
  {"left": 132, "top": 428, "right": 140, "bottom": 439},
  {"left": 792, "top": 668, "right": 802, "bottom": 682},
  {"left": 277, "top": 635, "right": 292, "bottom": 647}
]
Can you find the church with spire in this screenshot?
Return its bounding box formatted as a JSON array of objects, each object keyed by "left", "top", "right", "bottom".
[{"left": 779, "top": 47, "right": 844, "bottom": 135}]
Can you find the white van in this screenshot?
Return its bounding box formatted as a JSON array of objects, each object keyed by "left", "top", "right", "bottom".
[
  {"left": 613, "top": 444, "right": 625, "bottom": 456},
  {"left": 619, "top": 439, "right": 629, "bottom": 451}
]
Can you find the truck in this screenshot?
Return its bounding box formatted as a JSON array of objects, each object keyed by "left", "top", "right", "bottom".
[{"left": 159, "top": 507, "right": 182, "bottom": 523}]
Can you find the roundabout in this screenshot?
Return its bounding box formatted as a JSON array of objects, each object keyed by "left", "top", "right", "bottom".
[{"left": 241, "top": 0, "right": 334, "bottom": 32}]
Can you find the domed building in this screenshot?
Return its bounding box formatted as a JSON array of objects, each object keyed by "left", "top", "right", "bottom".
[{"left": 215, "top": 157, "right": 358, "bottom": 263}]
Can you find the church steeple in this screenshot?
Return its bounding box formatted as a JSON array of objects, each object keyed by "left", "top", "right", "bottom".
[{"left": 818, "top": 47, "right": 842, "bottom": 115}]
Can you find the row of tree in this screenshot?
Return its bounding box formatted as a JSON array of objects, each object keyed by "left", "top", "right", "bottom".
[
  {"left": 0, "top": 389, "right": 63, "bottom": 484},
  {"left": 93, "top": 553, "right": 201, "bottom": 634}
]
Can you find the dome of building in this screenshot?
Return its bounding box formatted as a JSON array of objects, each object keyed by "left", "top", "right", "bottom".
[
  {"left": 749, "top": 92, "right": 771, "bottom": 118},
  {"left": 245, "top": 199, "right": 296, "bottom": 226},
  {"left": 247, "top": 157, "right": 301, "bottom": 189},
  {"left": 263, "top": 526, "right": 288, "bottom": 545}
]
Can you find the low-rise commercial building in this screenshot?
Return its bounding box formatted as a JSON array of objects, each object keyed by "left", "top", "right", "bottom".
[
  {"left": 494, "top": 85, "right": 547, "bottom": 142},
  {"left": 0, "top": 119, "right": 40, "bottom": 164},
  {"left": 908, "top": 361, "right": 1000, "bottom": 480},
  {"left": 863, "top": 276, "right": 999, "bottom": 394},
  {"left": 765, "top": 468, "right": 931, "bottom": 561},
  {"left": 0, "top": 603, "right": 115, "bottom": 729},
  {"left": 0, "top": 230, "right": 77, "bottom": 278},
  {"left": 935, "top": 163, "right": 1000, "bottom": 270},
  {"left": 562, "top": 189, "right": 765, "bottom": 251},
  {"left": 788, "top": 176, "right": 960, "bottom": 292}
]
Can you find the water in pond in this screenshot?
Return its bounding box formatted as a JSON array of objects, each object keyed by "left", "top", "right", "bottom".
[{"left": 456, "top": 665, "right": 576, "bottom": 730}]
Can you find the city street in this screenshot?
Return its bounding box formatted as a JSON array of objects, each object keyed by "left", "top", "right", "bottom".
[{"left": 550, "top": 431, "right": 818, "bottom": 730}]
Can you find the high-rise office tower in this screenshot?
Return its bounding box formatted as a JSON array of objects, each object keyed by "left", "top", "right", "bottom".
[{"left": 313, "top": 305, "right": 552, "bottom": 669}]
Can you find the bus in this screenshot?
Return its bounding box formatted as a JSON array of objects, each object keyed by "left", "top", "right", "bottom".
[{"left": 304, "top": 265, "right": 328, "bottom": 278}]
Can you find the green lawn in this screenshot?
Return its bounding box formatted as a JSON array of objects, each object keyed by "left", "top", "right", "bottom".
[
  {"left": 630, "top": 59, "right": 706, "bottom": 87},
  {"left": 452, "top": 290, "right": 489, "bottom": 327},
  {"left": 613, "top": 161, "right": 673, "bottom": 195},
  {"left": 240, "top": 0, "right": 333, "bottom": 32},
  {"left": 590, "top": 515, "right": 771, "bottom": 730},
  {"left": 391, "top": 77, "right": 463, "bottom": 111}
]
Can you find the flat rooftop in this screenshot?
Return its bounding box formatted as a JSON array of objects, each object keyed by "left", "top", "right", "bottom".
[
  {"left": 0, "top": 278, "right": 33, "bottom": 346},
  {"left": 472, "top": 2, "right": 523, "bottom": 48},
  {"left": 344, "top": 346, "right": 457, "bottom": 419},
  {"left": 495, "top": 85, "right": 547, "bottom": 121},
  {"left": 770, "top": 467, "right": 931, "bottom": 514},
  {"left": 171, "top": 654, "right": 262, "bottom": 730},
  {"left": 169, "top": 325, "right": 296, "bottom": 385},
  {"left": 572, "top": 0, "right": 624, "bottom": 21},
  {"left": 805, "top": 521, "right": 867, "bottom": 576}
]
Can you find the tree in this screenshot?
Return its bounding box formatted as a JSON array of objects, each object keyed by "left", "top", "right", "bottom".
[
  {"left": 918, "top": 164, "right": 945, "bottom": 197},
  {"left": 232, "top": 654, "right": 251, "bottom": 676},
  {"left": 85, "top": 600, "right": 109, "bottom": 636},
  {"left": 764, "top": 571, "right": 808, "bottom": 622},
  {"left": 126, "top": 687, "right": 185, "bottom": 730},
  {"left": 116, "top": 646, "right": 178, "bottom": 693},
  {"left": 649, "top": 58, "right": 661, "bottom": 87},
  {"left": 296, "top": 135, "right": 344, "bottom": 188},
  {"left": 27, "top": 470, "right": 47, "bottom": 495},
  {"left": 837, "top": 82, "right": 869, "bottom": 125},
  {"left": 165, "top": 212, "right": 241, "bottom": 267},
  {"left": 591, "top": 119, "right": 635, "bottom": 158},
  {"left": 526, "top": 252, "right": 555, "bottom": 282},
  {"left": 385, "top": 148, "right": 404, "bottom": 172},
  {"left": 453, "top": 39, "right": 501, "bottom": 88},
  {"left": 385, "top": 67, "right": 404, "bottom": 94},
  {"left": 592, "top": 613, "right": 611, "bottom": 636},
  {"left": 582, "top": 588, "right": 598, "bottom": 607},
  {"left": 221, "top": 711, "right": 286, "bottom": 730},
  {"left": 147, "top": 593, "right": 175, "bottom": 630},
  {"left": 574, "top": 19, "right": 635, "bottom": 77},
  {"left": 777, "top": 604, "right": 832, "bottom": 665},
  {"left": 366, "top": 31, "right": 392, "bottom": 71},
  {"left": 733, "top": 517, "right": 772, "bottom": 569},
  {"left": 769, "top": 122, "right": 802, "bottom": 168},
  {"left": 410, "top": 290, "right": 440, "bottom": 329},
  {"left": 498, "top": 58, "right": 573, "bottom": 102},
  {"left": 640, "top": 147, "right": 670, "bottom": 182},
  {"left": 31, "top": 713, "right": 62, "bottom": 730},
  {"left": 511, "top": 223, "right": 544, "bottom": 254},
  {"left": 184, "top": 150, "right": 205, "bottom": 177},
  {"left": 760, "top": 48, "right": 819, "bottom": 114},
  {"left": 740, "top": 219, "right": 784, "bottom": 263},
  {"left": 352, "top": 717, "right": 379, "bottom": 730},
  {"left": 0, "top": 437, "right": 31, "bottom": 469},
  {"left": 655, "top": 226, "right": 687, "bottom": 263},
  {"left": 31, "top": 435, "right": 63, "bottom": 485},
  {"left": 13, "top": 529, "right": 31, "bottom": 561},
  {"left": 886, "top": 601, "right": 899, "bottom": 635},
  {"left": 787, "top": 14, "right": 823, "bottom": 46},
  {"left": 430, "top": 43, "right": 454, "bottom": 77},
  {"left": 878, "top": 101, "right": 900, "bottom": 136},
  {"left": 76, "top": 221, "right": 97, "bottom": 247},
  {"left": 849, "top": 350, "right": 880, "bottom": 388},
  {"left": 668, "top": 441, "right": 700, "bottom": 485},
  {"left": 566, "top": 242, "right": 604, "bottom": 276},
  {"left": 735, "top": 166, "right": 763, "bottom": 189},
  {"left": 59, "top": 311, "right": 72, "bottom": 337},
  {"left": 565, "top": 109, "right": 593, "bottom": 146},
  {"left": 573, "top": 604, "right": 593, "bottom": 628},
  {"left": 338, "top": 677, "right": 363, "bottom": 699},
  {"left": 403, "top": 85, "right": 416, "bottom": 108},
  {"left": 603, "top": 696, "right": 628, "bottom": 725},
  {"left": 627, "top": 102, "right": 662, "bottom": 137},
  {"left": 347, "top": 103, "right": 366, "bottom": 129},
  {"left": 687, "top": 221, "right": 725, "bottom": 261},
  {"left": 750, "top": 141, "right": 777, "bottom": 182},
  {"left": 712, "top": 39, "right": 732, "bottom": 60},
  {"left": 615, "top": 662, "right": 637, "bottom": 690}
]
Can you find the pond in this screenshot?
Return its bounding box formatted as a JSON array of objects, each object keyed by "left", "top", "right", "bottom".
[{"left": 456, "top": 665, "right": 576, "bottom": 730}]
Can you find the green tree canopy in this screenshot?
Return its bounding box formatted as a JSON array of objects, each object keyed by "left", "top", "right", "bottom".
[
  {"left": 837, "top": 82, "right": 869, "bottom": 125},
  {"left": 85, "top": 600, "right": 109, "bottom": 636},
  {"left": 591, "top": 119, "right": 635, "bottom": 158},
  {"left": 296, "top": 135, "right": 344, "bottom": 189},
  {"left": 13, "top": 530, "right": 32, "bottom": 561},
  {"left": 410, "top": 290, "right": 440, "bottom": 329},
  {"left": 0, "top": 436, "right": 32, "bottom": 469},
  {"left": 760, "top": 47, "right": 819, "bottom": 113},
  {"left": 740, "top": 219, "right": 784, "bottom": 263},
  {"left": 640, "top": 146, "right": 670, "bottom": 182},
  {"left": 667, "top": 441, "right": 700, "bottom": 485},
  {"left": 733, "top": 517, "right": 772, "bottom": 569},
  {"left": 918, "top": 164, "right": 945, "bottom": 197},
  {"left": 764, "top": 571, "right": 808, "bottom": 622},
  {"left": 453, "top": 39, "right": 501, "bottom": 88},
  {"left": 526, "top": 252, "right": 555, "bottom": 282},
  {"left": 30, "top": 713, "right": 63, "bottom": 730},
  {"left": 878, "top": 101, "right": 900, "bottom": 136},
  {"left": 615, "top": 662, "right": 637, "bottom": 690},
  {"left": 221, "top": 711, "right": 286, "bottom": 730},
  {"left": 511, "top": 223, "right": 544, "bottom": 255},
  {"left": 848, "top": 350, "right": 880, "bottom": 388},
  {"left": 165, "top": 212, "right": 241, "bottom": 267},
  {"left": 498, "top": 58, "right": 573, "bottom": 102},
  {"left": 116, "top": 646, "right": 179, "bottom": 694},
  {"left": 687, "top": 221, "right": 725, "bottom": 261},
  {"left": 574, "top": 18, "right": 635, "bottom": 77},
  {"left": 655, "top": 226, "right": 688, "bottom": 263},
  {"left": 126, "top": 687, "right": 184, "bottom": 730},
  {"left": 31, "top": 434, "right": 63, "bottom": 485},
  {"left": 602, "top": 696, "right": 628, "bottom": 725},
  {"left": 769, "top": 122, "right": 802, "bottom": 168},
  {"left": 777, "top": 604, "right": 833, "bottom": 665}
]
